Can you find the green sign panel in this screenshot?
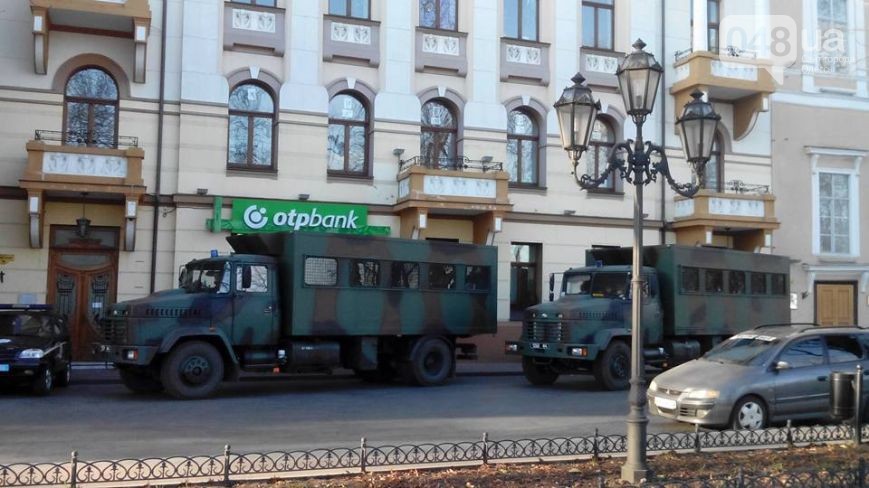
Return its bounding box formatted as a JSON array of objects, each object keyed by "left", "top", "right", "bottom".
[{"left": 207, "top": 197, "right": 390, "bottom": 236}]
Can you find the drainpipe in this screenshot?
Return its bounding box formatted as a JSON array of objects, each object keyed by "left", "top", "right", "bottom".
[
  {"left": 149, "top": 0, "right": 168, "bottom": 293},
  {"left": 659, "top": 0, "right": 667, "bottom": 244}
]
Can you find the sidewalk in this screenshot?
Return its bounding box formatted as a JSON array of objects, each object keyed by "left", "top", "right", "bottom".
[{"left": 70, "top": 361, "right": 522, "bottom": 385}]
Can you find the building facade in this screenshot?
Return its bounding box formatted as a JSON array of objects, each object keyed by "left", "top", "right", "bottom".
[{"left": 0, "top": 0, "right": 807, "bottom": 361}]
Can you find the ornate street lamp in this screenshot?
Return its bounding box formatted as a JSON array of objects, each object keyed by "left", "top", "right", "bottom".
[{"left": 555, "top": 39, "right": 720, "bottom": 484}]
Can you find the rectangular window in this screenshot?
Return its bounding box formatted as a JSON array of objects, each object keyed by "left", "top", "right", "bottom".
[
  {"left": 420, "top": 0, "right": 457, "bottom": 30},
  {"left": 236, "top": 265, "right": 269, "bottom": 293},
  {"left": 681, "top": 267, "right": 700, "bottom": 293},
  {"left": 728, "top": 270, "right": 746, "bottom": 294},
  {"left": 704, "top": 269, "right": 724, "bottom": 293},
  {"left": 428, "top": 264, "right": 456, "bottom": 289},
  {"left": 304, "top": 257, "right": 338, "bottom": 286},
  {"left": 582, "top": 0, "right": 614, "bottom": 50},
  {"left": 231, "top": 0, "right": 277, "bottom": 7},
  {"left": 770, "top": 274, "right": 787, "bottom": 296},
  {"left": 751, "top": 272, "right": 767, "bottom": 295},
  {"left": 510, "top": 243, "right": 540, "bottom": 320},
  {"left": 827, "top": 335, "right": 863, "bottom": 363},
  {"left": 350, "top": 260, "right": 380, "bottom": 287},
  {"left": 465, "top": 265, "right": 491, "bottom": 291},
  {"left": 819, "top": 172, "right": 851, "bottom": 255},
  {"left": 817, "top": 0, "right": 850, "bottom": 73},
  {"left": 329, "top": 0, "right": 370, "bottom": 19},
  {"left": 504, "top": 0, "right": 538, "bottom": 41},
  {"left": 391, "top": 262, "right": 420, "bottom": 289},
  {"left": 591, "top": 273, "right": 628, "bottom": 298},
  {"left": 707, "top": 0, "right": 720, "bottom": 53}
]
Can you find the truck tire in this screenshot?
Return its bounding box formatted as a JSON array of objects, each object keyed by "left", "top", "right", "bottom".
[
  {"left": 119, "top": 367, "right": 164, "bottom": 394},
  {"left": 406, "top": 337, "right": 453, "bottom": 386},
  {"left": 160, "top": 341, "right": 224, "bottom": 399},
  {"left": 521, "top": 357, "right": 559, "bottom": 385},
  {"left": 593, "top": 341, "right": 630, "bottom": 391}
]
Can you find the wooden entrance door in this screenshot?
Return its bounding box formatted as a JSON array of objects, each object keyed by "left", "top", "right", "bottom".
[
  {"left": 815, "top": 282, "right": 857, "bottom": 326},
  {"left": 47, "top": 226, "right": 119, "bottom": 361}
]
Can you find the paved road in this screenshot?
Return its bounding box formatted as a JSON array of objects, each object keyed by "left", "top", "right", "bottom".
[{"left": 0, "top": 374, "right": 691, "bottom": 464}]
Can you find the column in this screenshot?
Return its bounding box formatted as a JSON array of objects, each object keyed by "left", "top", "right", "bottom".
[
  {"left": 374, "top": 0, "right": 419, "bottom": 122},
  {"left": 692, "top": 0, "right": 708, "bottom": 52},
  {"left": 281, "top": 1, "right": 328, "bottom": 113},
  {"left": 464, "top": 0, "right": 505, "bottom": 130}
]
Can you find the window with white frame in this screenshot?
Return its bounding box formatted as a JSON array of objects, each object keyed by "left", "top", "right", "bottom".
[
  {"left": 817, "top": 0, "right": 850, "bottom": 73},
  {"left": 818, "top": 172, "right": 851, "bottom": 255}
]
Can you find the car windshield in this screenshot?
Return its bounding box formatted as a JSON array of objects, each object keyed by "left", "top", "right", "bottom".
[
  {"left": 702, "top": 333, "right": 781, "bottom": 366},
  {"left": 563, "top": 273, "right": 592, "bottom": 295},
  {"left": 182, "top": 261, "right": 230, "bottom": 294},
  {"left": 0, "top": 313, "right": 53, "bottom": 338}
]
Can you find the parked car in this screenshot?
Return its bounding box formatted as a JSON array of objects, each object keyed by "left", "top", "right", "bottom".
[
  {"left": 648, "top": 324, "right": 869, "bottom": 430},
  {"left": 0, "top": 305, "right": 71, "bottom": 395}
]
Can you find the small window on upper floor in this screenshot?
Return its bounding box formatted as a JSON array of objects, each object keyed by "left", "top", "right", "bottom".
[
  {"left": 702, "top": 133, "right": 724, "bottom": 192},
  {"left": 817, "top": 0, "right": 850, "bottom": 73},
  {"left": 329, "top": 0, "right": 370, "bottom": 19},
  {"left": 328, "top": 92, "right": 369, "bottom": 176},
  {"left": 421, "top": 99, "right": 458, "bottom": 168},
  {"left": 230, "top": 0, "right": 276, "bottom": 7},
  {"left": 504, "top": 0, "right": 538, "bottom": 41},
  {"left": 64, "top": 67, "right": 119, "bottom": 148},
  {"left": 228, "top": 83, "right": 275, "bottom": 171},
  {"left": 582, "top": 0, "right": 613, "bottom": 50},
  {"left": 420, "top": 0, "right": 457, "bottom": 31},
  {"left": 582, "top": 118, "right": 617, "bottom": 192},
  {"left": 506, "top": 109, "right": 539, "bottom": 186}
]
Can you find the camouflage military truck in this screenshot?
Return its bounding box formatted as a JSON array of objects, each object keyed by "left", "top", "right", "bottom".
[
  {"left": 506, "top": 245, "right": 790, "bottom": 390},
  {"left": 101, "top": 232, "right": 497, "bottom": 399}
]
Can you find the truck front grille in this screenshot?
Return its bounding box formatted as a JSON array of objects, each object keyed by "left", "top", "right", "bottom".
[
  {"left": 525, "top": 321, "right": 564, "bottom": 343},
  {"left": 101, "top": 319, "right": 127, "bottom": 344}
]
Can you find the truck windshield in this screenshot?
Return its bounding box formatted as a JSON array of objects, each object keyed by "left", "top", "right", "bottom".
[
  {"left": 590, "top": 273, "right": 629, "bottom": 299},
  {"left": 702, "top": 333, "right": 781, "bottom": 366},
  {"left": 182, "top": 261, "right": 230, "bottom": 294},
  {"left": 563, "top": 273, "right": 592, "bottom": 295},
  {"left": 0, "top": 313, "right": 53, "bottom": 338}
]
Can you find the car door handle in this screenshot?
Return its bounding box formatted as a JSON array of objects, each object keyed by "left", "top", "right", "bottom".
[{"left": 817, "top": 376, "right": 827, "bottom": 382}]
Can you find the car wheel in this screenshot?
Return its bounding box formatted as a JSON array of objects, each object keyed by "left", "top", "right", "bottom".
[
  {"left": 730, "top": 395, "right": 768, "bottom": 430},
  {"left": 406, "top": 337, "right": 453, "bottom": 386},
  {"left": 521, "top": 357, "right": 559, "bottom": 386},
  {"left": 55, "top": 362, "right": 72, "bottom": 388},
  {"left": 593, "top": 341, "right": 631, "bottom": 391},
  {"left": 119, "top": 367, "right": 164, "bottom": 393},
  {"left": 160, "top": 341, "right": 224, "bottom": 399},
  {"left": 32, "top": 367, "right": 54, "bottom": 396}
]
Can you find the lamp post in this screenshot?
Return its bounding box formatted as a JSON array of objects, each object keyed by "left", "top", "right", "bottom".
[{"left": 554, "top": 39, "right": 720, "bottom": 484}]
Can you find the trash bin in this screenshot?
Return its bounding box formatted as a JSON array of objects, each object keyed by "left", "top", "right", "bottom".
[{"left": 831, "top": 371, "right": 856, "bottom": 420}]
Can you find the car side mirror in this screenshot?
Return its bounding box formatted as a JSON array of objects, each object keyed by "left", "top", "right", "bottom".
[
  {"left": 241, "top": 266, "right": 252, "bottom": 290},
  {"left": 775, "top": 361, "right": 791, "bottom": 371}
]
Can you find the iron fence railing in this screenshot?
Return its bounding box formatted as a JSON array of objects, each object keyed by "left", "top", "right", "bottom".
[
  {"left": 725, "top": 180, "right": 770, "bottom": 195},
  {"left": 674, "top": 46, "right": 758, "bottom": 62},
  {"left": 398, "top": 155, "right": 503, "bottom": 174},
  {"left": 34, "top": 130, "right": 139, "bottom": 149},
  {"left": 0, "top": 422, "right": 862, "bottom": 487}
]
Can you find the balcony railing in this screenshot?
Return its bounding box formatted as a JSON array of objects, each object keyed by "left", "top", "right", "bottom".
[
  {"left": 674, "top": 46, "right": 758, "bottom": 62},
  {"left": 34, "top": 130, "right": 139, "bottom": 149},
  {"left": 399, "top": 156, "right": 503, "bottom": 174},
  {"left": 725, "top": 179, "right": 770, "bottom": 195}
]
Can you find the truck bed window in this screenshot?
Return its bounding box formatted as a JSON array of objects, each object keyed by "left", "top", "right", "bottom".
[
  {"left": 465, "top": 266, "right": 490, "bottom": 291},
  {"left": 428, "top": 264, "right": 456, "bottom": 290},
  {"left": 390, "top": 262, "right": 419, "bottom": 288},
  {"left": 704, "top": 269, "right": 724, "bottom": 293},
  {"left": 770, "top": 273, "right": 787, "bottom": 295},
  {"left": 351, "top": 260, "right": 380, "bottom": 287},
  {"left": 751, "top": 272, "right": 768, "bottom": 295},
  {"left": 304, "top": 257, "right": 338, "bottom": 286},
  {"left": 728, "top": 270, "right": 746, "bottom": 294},
  {"left": 681, "top": 267, "right": 699, "bottom": 293}
]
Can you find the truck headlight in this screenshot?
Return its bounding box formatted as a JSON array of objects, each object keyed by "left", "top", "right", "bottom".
[
  {"left": 17, "top": 349, "right": 44, "bottom": 359},
  {"left": 567, "top": 346, "right": 587, "bottom": 357},
  {"left": 648, "top": 379, "right": 658, "bottom": 392},
  {"left": 684, "top": 389, "right": 719, "bottom": 400}
]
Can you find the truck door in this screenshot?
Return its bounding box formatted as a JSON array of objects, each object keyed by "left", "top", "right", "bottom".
[
  {"left": 641, "top": 273, "right": 663, "bottom": 345},
  {"left": 232, "top": 263, "right": 278, "bottom": 345}
]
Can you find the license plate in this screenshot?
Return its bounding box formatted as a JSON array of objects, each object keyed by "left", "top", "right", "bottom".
[
  {"left": 0, "top": 364, "right": 9, "bottom": 373},
  {"left": 531, "top": 343, "right": 548, "bottom": 350},
  {"left": 654, "top": 397, "right": 677, "bottom": 410}
]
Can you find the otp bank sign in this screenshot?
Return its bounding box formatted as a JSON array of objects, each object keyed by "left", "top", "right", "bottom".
[{"left": 232, "top": 199, "right": 366, "bottom": 233}]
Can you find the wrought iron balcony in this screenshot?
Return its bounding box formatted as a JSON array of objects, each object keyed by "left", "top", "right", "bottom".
[
  {"left": 34, "top": 130, "right": 139, "bottom": 149},
  {"left": 399, "top": 156, "right": 503, "bottom": 174}
]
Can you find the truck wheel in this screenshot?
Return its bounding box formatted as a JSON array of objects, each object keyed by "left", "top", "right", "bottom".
[
  {"left": 31, "top": 366, "right": 54, "bottom": 396},
  {"left": 521, "top": 357, "right": 559, "bottom": 385},
  {"left": 407, "top": 337, "right": 453, "bottom": 386},
  {"left": 160, "top": 341, "right": 224, "bottom": 399},
  {"left": 593, "top": 341, "right": 630, "bottom": 391},
  {"left": 119, "top": 367, "right": 164, "bottom": 394}
]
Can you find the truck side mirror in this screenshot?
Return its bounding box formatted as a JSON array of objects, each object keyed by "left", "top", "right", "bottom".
[
  {"left": 178, "top": 267, "right": 187, "bottom": 288},
  {"left": 241, "top": 265, "right": 252, "bottom": 290},
  {"left": 548, "top": 274, "right": 555, "bottom": 301}
]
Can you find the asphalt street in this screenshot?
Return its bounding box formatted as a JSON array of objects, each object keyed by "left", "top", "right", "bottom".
[{"left": 0, "top": 373, "right": 692, "bottom": 464}]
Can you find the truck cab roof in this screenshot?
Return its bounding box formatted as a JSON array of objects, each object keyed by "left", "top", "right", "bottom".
[{"left": 563, "top": 265, "right": 657, "bottom": 274}]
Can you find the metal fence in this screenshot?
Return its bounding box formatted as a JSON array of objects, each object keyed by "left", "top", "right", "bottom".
[
  {"left": 398, "top": 155, "right": 504, "bottom": 173},
  {"left": 0, "top": 422, "right": 864, "bottom": 487}
]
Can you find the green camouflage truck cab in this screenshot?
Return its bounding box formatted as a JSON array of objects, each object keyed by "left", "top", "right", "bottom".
[
  {"left": 101, "top": 232, "right": 497, "bottom": 399},
  {"left": 506, "top": 245, "right": 790, "bottom": 390}
]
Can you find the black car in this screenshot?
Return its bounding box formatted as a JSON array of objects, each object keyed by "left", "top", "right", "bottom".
[{"left": 0, "top": 305, "right": 71, "bottom": 395}]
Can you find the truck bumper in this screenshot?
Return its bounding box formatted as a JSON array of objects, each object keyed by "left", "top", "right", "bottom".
[
  {"left": 504, "top": 341, "right": 600, "bottom": 361},
  {"left": 107, "top": 345, "right": 159, "bottom": 366}
]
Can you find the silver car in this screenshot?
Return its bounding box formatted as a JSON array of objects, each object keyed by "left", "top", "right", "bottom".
[{"left": 648, "top": 325, "right": 869, "bottom": 429}]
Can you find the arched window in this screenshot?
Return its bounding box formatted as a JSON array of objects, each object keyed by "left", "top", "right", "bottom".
[
  {"left": 327, "top": 92, "right": 369, "bottom": 175},
  {"left": 228, "top": 83, "right": 275, "bottom": 170},
  {"left": 703, "top": 134, "right": 723, "bottom": 192},
  {"left": 421, "top": 100, "right": 458, "bottom": 168},
  {"left": 585, "top": 118, "right": 616, "bottom": 191},
  {"left": 506, "top": 109, "right": 539, "bottom": 186},
  {"left": 64, "top": 67, "right": 119, "bottom": 148}
]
